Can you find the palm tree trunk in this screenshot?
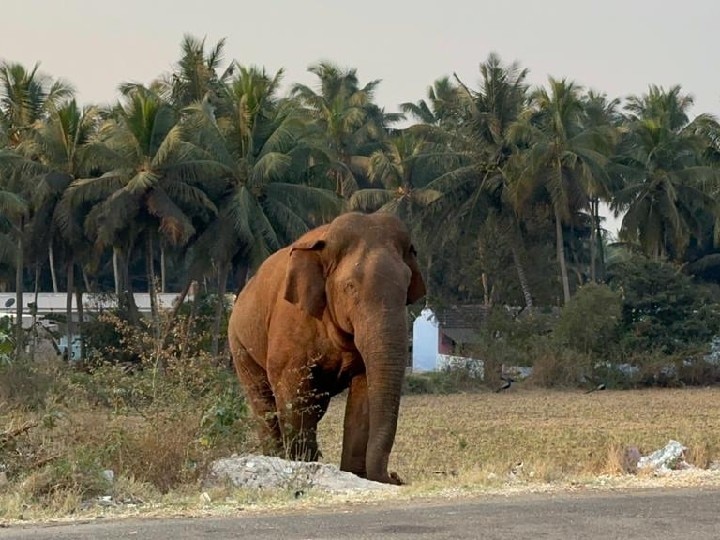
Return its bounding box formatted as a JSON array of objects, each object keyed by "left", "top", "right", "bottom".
[
  {"left": 116, "top": 245, "right": 140, "bottom": 325},
  {"left": 180, "top": 281, "right": 200, "bottom": 361},
  {"left": 235, "top": 261, "right": 249, "bottom": 293},
  {"left": 481, "top": 272, "right": 490, "bottom": 307},
  {"left": 594, "top": 199, "right": 606, "bottom": 281},
  {"left": 555, "top": 207, "right": 571, "bottom": 305},
  {"left": 82, "top": 268, "right": 92, "bottom": 293},
  {"left": 589, "top": 198, "right": 597, "bottom": 283},
  {"left": 30, "top": 263, "right": 40, "bottom": 361},
  {"left": 168, "top": 279, "right": 192, "bottom": 323},
  {"left": 49, "top": 243, "right": 58, "bottom": 293},
  {"left": 211, "top": 262, "right": 230, "bottom": 358},
  {"left": 14, "top": 230, "right": 24, "bottom": 359},
  {"left": 511, "top": 246, "right": 533, "bottom": 309},
  {"left": 146, "top": 234, "right": 159, "bottom": 339},
  {"left": 162, "top": 278, "right": 193, "bottom": 349},
  {"left": 75, "top": 287, "right": 84, "bottom": 366},
  {"left": 65, "top": 259, "right": 74, "bottom": 362},
  {"left": 112, "top": 247, "right": 121, "bottom": 296},
  {"left": 160, "top": 243, "right": 166, "bottom": 293}
]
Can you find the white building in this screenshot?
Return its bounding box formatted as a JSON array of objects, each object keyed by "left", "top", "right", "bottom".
[
  {"left": 0, "top": 292, "right": 189, "bottom": 328},
  {"left": 412, "top": 308, "right": 441, "bottom": 372}
]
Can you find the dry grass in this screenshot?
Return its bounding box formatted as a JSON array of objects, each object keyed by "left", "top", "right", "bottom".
[
  {"left": 4, "top": 387, "right": 720, "bottom": 522},
  {"left": 319, "top": 388, "right": 720, "bottom": 486}
]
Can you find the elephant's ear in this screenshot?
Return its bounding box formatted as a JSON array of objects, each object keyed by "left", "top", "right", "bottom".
[
  {"left": 406, "top": 244, "right": 427, "bottom": 305},
  {"left": 283, "top": 239, "right": 327, "bottom": 319}
]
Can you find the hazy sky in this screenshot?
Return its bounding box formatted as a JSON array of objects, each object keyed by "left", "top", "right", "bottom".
[{"left": 4, "top": 0, "right": 720, "bottom": 121}]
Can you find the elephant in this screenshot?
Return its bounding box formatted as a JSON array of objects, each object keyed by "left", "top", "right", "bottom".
[{"left": 228, "top": 212, "right": 426, "bottom": 484}]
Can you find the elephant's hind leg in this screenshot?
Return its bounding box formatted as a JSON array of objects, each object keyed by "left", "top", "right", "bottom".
[{"left": 231, "top": 347, "right": 282, "bottom": 455}]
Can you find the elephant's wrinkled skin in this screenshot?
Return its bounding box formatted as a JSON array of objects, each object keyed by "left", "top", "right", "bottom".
[{"left": 228, "top": 213, "right": 426, "bottom": 484}]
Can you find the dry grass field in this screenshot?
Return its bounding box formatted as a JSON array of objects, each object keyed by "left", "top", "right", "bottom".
[
  {"left": 3, "top": 386, "right": 720, "bottom": 522},
  {"left": 320, "top": 388, "right": 720, "bottom": 485}
]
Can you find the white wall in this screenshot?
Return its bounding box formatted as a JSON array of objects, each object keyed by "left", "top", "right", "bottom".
[{"left": 412, "top": 308, "right": 440, "bottom": 372}]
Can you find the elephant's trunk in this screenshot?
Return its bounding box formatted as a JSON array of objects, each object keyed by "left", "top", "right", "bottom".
[{"left": 355, "top": 309, "right": 408, "bottom": 483}]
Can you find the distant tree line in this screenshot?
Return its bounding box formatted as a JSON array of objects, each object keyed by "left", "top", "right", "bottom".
[{"left": 2, "top": 35, "right": 720, "bottom": 360}]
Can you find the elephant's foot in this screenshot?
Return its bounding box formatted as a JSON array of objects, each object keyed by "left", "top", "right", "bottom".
[
  {"left": 388, "top": 471, "right": 405, "bottom": 485},
  {"left": 364, "top": 470, "right": 405, "bottom": 485}
]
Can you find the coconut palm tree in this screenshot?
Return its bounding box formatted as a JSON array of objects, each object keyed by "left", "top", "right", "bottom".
[
  {"left": 348, "top": 130, "right": 442, "bottom": 222},
  {"left": 16, "top": 100, "right": 99, "bottom": 289},
  {"left": 400, "top": 76, "right": 462, "bottom": 128},
  {"left": 291, "top": 62, "right": 401, "bottom": 198},
  {"left": 0, "top": 61, "right": 74, "bottom": 148},
  {"left": 183, "top": 65, "right": 341, "bottom": 355},
  {"left": 509, "top": 77, "right": 614, "bottom": 304},
  {"left": 417, "top": 54, "right": 535, "bottom": 307},
  {"left": 61, "top": 85, "right": 217, "bottom": 322},
  {"left": 0, "top": 188, "right": 27, "bottom": 356},
  {"left": 0, "top": 60, "right": 74, "bottom": 353},
  {"left": 11, "top": 99, "right": 103, "bottom": 363},
  {"left": 612, "top": 85, "right": 720, "bottom": 260},
  {"left": 158, "top": 34, "right": 235, "bottom": 109}
]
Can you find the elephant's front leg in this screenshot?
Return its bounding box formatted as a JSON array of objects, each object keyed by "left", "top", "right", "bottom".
[{"left": 340, "top": 374, "right": 370, "bottom": 477}]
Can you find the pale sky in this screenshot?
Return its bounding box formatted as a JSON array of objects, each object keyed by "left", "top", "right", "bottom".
[
  {"left": 4, "top": 0, "right": 719, "bottom": 118},
  {"left": 5, "top": 0, "right": 719, "bottom": 234}
]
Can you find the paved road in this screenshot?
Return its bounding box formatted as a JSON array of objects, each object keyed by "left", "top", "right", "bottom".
[{"left": 1, "top": 487, "right": 718, "bottom": 539}]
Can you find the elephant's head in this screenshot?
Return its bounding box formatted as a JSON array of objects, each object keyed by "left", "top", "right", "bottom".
[
  {"left": 283, "top": 212, "right": 425, "bottom": 322},
  {"left": 282, "top": 212, "right": 425, "bottom": 481}
]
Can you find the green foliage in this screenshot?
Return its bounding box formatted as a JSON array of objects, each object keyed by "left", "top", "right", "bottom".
[
  {"left": 607, "top": 257, "right": 720, "bottom": 355},
  {"left": 471, "top": 306, "right": 557, "bottom": 369},
  {"left": 553, "top": 283, "right": 622, "bottom": 356},
  {"left": 199, "top": 384, "right": 249, "bottom": 446},
  {"left": 403, "top": 364, "right": 484, "bottom": 395},
  {"left": 0, "top": 316, "right": 13, "bottom": 363}
]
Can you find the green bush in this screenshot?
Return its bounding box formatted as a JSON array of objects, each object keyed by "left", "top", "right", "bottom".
[
  {"left": 0, "top": 316, "right": 13, "bottom": 364},
  {"left": 553, "top": 283, "right": 622, "bottom": 357},
  {"left": 607, "top": 257, "right": 720, "bottom": 355}
]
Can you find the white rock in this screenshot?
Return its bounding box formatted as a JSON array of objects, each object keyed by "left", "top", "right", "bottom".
[
  {"left": 637, "top": 440, "right": 694, "bottom": 473},
  {"left": 205, "top": 455, "right": 399, "bottom": 493}
]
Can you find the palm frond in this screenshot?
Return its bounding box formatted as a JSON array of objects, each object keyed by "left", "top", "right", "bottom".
[
  {"left": 348, "top": 189, "right": 395, "bottom": 212},
  {"left": 0, "top": 189, "right": 28, "bottom": 219},
  {"left": 146, "top": 187, "right": 195, "bottom": 245}
]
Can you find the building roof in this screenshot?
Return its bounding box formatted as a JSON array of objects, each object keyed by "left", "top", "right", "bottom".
[
  {"left": 435, "top": 304, "right": 490, "bottom": 329},
  {"left": 433, "top": 304, "right": 490, "bottom": 345}
]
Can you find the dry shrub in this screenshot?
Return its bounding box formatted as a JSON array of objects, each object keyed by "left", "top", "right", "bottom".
[
  {"left": 99, "top": 413, "right": 204, "bottom": 492},
  {"left": 526, "top": 345, "right": 589, "bottom": 388},
  {"left": 0, "top": 358, "right": 61, "bottom": 410},
  {"left": 594, "top": 442, "right": 637, "bottom": 476},
  {"left": 1, "top": 330, "right": 250, "bottom": 512},
  {"left": 687, "top": 441, "right": 713, "bottom": 469}
]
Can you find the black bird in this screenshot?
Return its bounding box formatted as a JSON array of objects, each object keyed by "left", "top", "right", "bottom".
[
  {"left": 585, "top": 383, "right": 606, "bottom": 394},
  {"left": 495, "top": 377, "right": 515, "bottom": 393},
  {"left": 4, "top": 298, "right": 15, "bottom": 308}
]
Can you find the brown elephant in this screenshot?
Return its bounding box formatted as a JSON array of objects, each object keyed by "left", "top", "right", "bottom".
[{"left": 228, "top": 212, "right": 426, "bottom": 484}]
